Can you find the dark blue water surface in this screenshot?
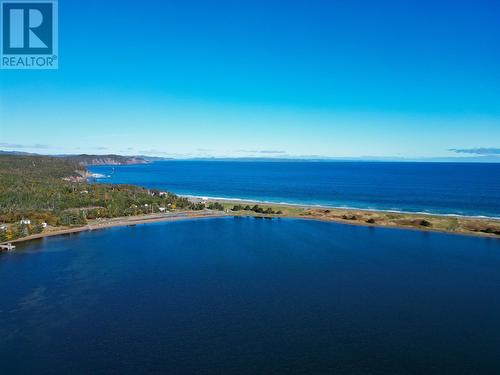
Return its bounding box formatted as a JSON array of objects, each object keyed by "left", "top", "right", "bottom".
[
  {"left": 90, "top": 161, "right": 500, "bottom": 217},
  {"left": 1, "top": 217, "right": 500, "bottom": 374}
]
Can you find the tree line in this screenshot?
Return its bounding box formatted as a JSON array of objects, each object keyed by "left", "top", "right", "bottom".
[{"left": 231, "top": 204, "right": 282, "bottom": 215}]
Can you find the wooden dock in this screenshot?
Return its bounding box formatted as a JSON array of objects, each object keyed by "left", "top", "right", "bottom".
[{"left": 0, "top": 243, "right": 16, "bottom": 252}]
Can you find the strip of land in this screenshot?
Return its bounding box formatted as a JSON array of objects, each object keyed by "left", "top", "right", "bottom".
[
  {"left": 4, "top": 200, "right": 500, "bottom": 246},
  {"left": 194, "top": 197, "right": 500, "bottom": 239},
  {"left": 6, "top": 211, "right": 225, "bottom": 244}
]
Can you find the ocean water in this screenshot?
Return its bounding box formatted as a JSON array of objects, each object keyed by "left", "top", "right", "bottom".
[
  {"left": 90, "top": 161, "right": 500, "bottom": 217},
  {"left": 1, "top": 217, "right": 500, "bottom": 374}
]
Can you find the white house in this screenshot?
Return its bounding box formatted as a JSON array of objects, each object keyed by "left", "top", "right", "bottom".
[
  {"left": 159, "top": 207, "right": 166, "bottom": 212},
  {"left": 41, "top": 222, "right": 48, "bottom": 228},
  {"left": 20, "top": 219, "right": 31, "bottom": 225},
  {"left": 0, "top": 224, "right": 7, "bottom": 231}
]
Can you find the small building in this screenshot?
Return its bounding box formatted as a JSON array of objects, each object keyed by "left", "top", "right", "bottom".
[
  {"left": 159, "top": 192, "right": 168, "bottom": 197},
  {"left": 80, "top": 190, "right": 89, "bottom": 194},
  {"left": 20, "top": 219, "right": 31, "bottom": 225},
  {"left": 159, "top": 207, "right": 166, "bottom": 212},
  {"left": 41, "top": 222, "right": 48, "bottom": 228},
  {"left": 0, "top": 224, "right": 7, "bottom": 231}
]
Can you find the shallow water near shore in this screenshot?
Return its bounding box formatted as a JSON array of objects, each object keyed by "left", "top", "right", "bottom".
[
  {"left": 90, "top": 161, "right": 500, "bottom": 218},
  {"left": 1, "top": 217, "right": 500, "bottom": 374}
]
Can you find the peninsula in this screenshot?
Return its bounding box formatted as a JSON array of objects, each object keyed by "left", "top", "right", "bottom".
[{"left": 1, "top": 154, "right": 499, "bottom": 246}]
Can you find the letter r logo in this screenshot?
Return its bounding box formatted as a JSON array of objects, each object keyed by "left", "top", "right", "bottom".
[
  {"left": 2, "top": 2, "right": 53, "bottom": 54},
  {"left": 9, "top": 8, "right": 48, "bottom": 49}
]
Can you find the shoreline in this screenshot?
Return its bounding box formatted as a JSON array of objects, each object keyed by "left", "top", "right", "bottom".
[
  {"left": 90, "top": 173, "right": 499, "bottom": 220},
  {"left": 181, "top": 194, "right": 500, "bottom": 221},
  {"left": 4, "top": 212, "right": 225, "bottom": 246},
  {"left": 3, "top": 200, "right": 500, "bottom": 247},
  {"left": 199, "top": 197, "right": 500, "bottom": 239}
]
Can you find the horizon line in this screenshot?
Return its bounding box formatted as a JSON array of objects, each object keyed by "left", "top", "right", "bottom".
[{"left": 1, "top": 150, "right": 500, "bottom": 163}]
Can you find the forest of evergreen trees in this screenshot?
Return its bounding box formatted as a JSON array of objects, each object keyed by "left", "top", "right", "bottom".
[{"left": 0, "top": 155, "right": 212, "bottom": 241}]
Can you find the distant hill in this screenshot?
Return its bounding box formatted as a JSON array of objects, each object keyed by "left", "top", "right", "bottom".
[
  {"left": 0, "top": 151, "right": 149, "bottom": 165},
  {"left": 0, "top": 150, "right": 38, "bottom": 156},
  {"left": 63, "top": 154, "right": 149, "bottom": 166},
  {"left": 0, "top": 154, "right": 86, "bottom": 180},
  {"left": 135, "top": 155, "right": 174, "bottom": 162}
]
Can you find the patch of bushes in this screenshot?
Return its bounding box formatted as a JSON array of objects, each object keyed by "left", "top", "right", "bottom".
[
  {"left": 207, "top": 202, "right": 224, "bottom": 211},
  {"left": 342, "top": 214, "right": 358, "bottom": 221},
  {"left": 231, "top": 204, "right": 282, "bottom": 215},
  {"left": 419, "top": 220, "right": 432, "bottom": 227}
]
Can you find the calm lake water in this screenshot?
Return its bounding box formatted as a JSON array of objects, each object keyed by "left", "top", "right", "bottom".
[
  {"left": 1, "top": 217, "right": 500, "bottom": 374},
  {"left": 91, "top": 161, "right": 500, "bottom": 217}
]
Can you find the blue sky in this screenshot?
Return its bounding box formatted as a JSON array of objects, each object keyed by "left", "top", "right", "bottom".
[{"left": 1, "top": 0, "right": 499, "bottom": 158}]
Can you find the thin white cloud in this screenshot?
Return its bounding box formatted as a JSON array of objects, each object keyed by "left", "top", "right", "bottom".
[
  {"left": 449, "top": 148, "right": 500, "bottom": 155},
  {"left": 0, "top": 143, "right": 49, "bottom": 149},
  {"left": 138, "top": 149, "right": 175, "bottom": 156},
  {"left": 237, "top": 149, "right": 287, "bottom": 154}
]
